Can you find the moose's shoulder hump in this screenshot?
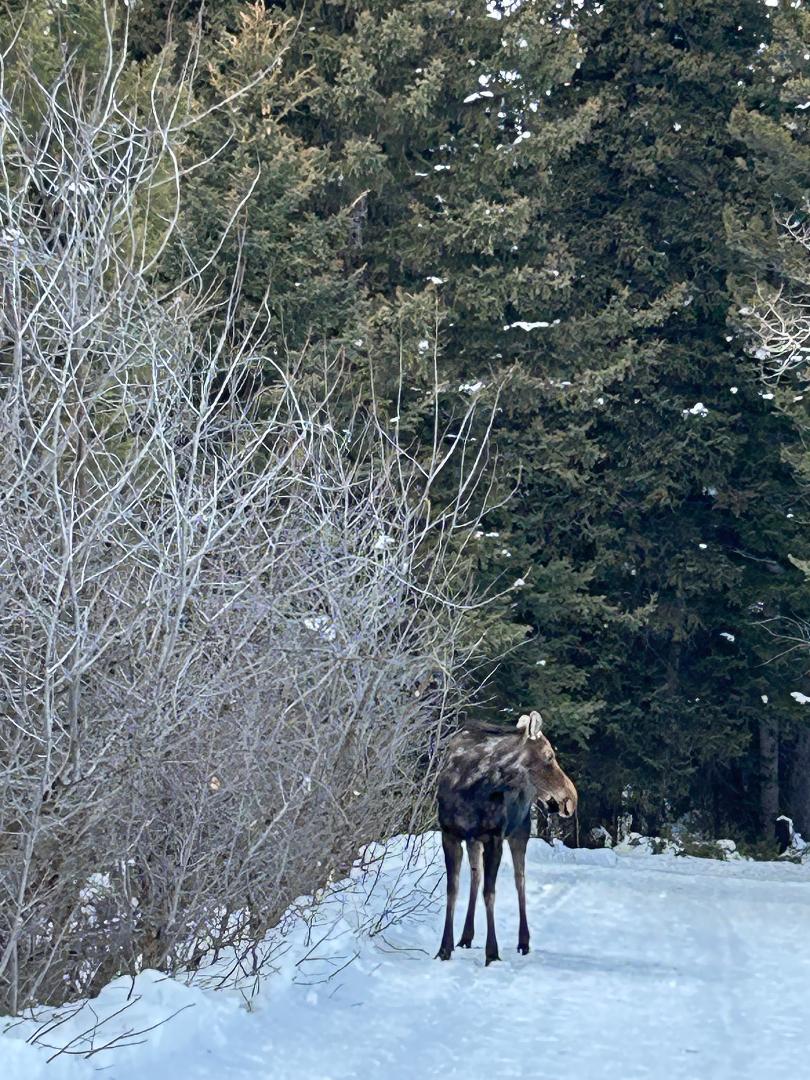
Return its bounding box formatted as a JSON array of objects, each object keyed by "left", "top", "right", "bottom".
[{"left": 442, "top": 728, "right": 529, "bottom": 789}]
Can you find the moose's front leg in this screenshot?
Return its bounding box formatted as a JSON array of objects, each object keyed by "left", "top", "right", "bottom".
[
  {"left": 436, "top": 831, "right": 462, "bottom": 960},
  {"left": 508, "top": 832, "right": 530, "bottom": 955},
  {"left": 482, "top": 836, "right": 503, "bottom": 965},
  {"left": 458, "top": 839, "right": 482, "bottom": 948}
]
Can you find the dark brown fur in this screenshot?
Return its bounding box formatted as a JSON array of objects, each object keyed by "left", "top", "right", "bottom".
[{"left": 435, "top": 723, "right": 577, "bottom": 964}]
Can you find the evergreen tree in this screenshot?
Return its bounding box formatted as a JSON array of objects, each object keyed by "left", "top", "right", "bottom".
[
  {"left": 151, "top": 1, "right": 610, "bottom": 732},
  {"left": 726, "top": 3, "right": 810, "bottom": 834},
  {"left": 467, "top": 0, "right": 810, "bottom": 833},
  {"left": 273, "top": 0, "right": 810, "bottom": 833},
  {"left": 121, "top": 0, "right": 810, "bottom": 836},
  {"left": 276, "top": 0, "right": 619, "bottom": 741}
]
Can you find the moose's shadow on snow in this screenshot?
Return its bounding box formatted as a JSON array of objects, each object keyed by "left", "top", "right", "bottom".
[{"left": 533, "top": 948, "right": 682, "bottom": 981}]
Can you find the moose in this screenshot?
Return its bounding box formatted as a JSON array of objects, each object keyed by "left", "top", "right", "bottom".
[{"left": 436, "top": 711, "right": 578, "bottom": 965}]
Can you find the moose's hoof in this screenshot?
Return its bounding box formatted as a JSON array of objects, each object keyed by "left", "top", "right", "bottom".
[
  {"left": 485, "top": 952, "right": 501, "bottom": 966},
  {"left": 517, "top": 944, "right": 530, "bottom": 956},
  {"left": 457, "top": 938, "right": 473, "bottom": 949},
  {"left": 435, "top": 946, "right": 453, "bottom": 961}
]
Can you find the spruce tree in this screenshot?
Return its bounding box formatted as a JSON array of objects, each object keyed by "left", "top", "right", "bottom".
[
  {"left": 468, "top": 0, "right": 810, "bottom": 832},
  {"left": 726, "top": 3, "right": 810, "bottom": 834},
  {"left": 274, "top": 0, "right": 618, "bottom": 740},
  {"left": 274, "top": 0, "right": 810, "bottom": 833},
  {"left": 120, "top": 0, "right": 810, "bottom": 835},
  {"left": 150, "top": 1, "right": 608, "bottom": 735}
]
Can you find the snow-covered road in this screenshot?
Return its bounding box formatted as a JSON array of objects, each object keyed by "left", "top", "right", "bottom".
[{"left": 4, "top": 835, "right": 810, "bottom": 1080}]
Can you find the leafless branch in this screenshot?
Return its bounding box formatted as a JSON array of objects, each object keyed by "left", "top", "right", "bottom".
[{"left": 0, "top": 17, "right": 496, "bottom": 1017}]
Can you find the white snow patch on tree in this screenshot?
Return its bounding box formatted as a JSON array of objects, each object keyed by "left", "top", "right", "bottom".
[{"left": 504, "top": 320, "right": 559, "bottom": 331}]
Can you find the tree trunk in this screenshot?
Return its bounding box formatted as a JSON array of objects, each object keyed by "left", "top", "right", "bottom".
[
  {"left": 759, "top": 716, "right": 779, "bottom": 835},
  {"left": 791, "top": 727, "right": 810, "bottom": 837}
]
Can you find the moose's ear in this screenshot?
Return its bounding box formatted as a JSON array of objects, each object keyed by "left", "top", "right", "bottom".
[{"left": 517, "top": 711, "right": 543, "bottom": 740}]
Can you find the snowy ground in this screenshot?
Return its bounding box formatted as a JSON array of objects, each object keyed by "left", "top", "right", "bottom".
[{"left": 4, "top": 833, "right": 810, "bottom": 1080}]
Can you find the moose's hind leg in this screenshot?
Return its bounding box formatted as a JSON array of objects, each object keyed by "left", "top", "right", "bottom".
[
  {"left": 458, "top": 839, "right": 482, "bottom": 948},
  {"left": 436, "top": 831, "right": 462, "bottom": 960}
]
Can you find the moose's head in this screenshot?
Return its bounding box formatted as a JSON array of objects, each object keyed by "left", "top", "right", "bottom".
[{"left": 517, "top": 711, "right": 578, "bottom": 818}]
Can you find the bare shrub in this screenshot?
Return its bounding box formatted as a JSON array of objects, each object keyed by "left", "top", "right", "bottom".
[
  {"left": 0, "top": 17, "right": 495, "bottom": 1014},
  {"left": 741, "top": 212, "right": 810, "bottom": 380}
]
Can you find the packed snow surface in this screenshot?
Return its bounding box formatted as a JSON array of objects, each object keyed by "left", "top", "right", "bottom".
[{"left": 4, "top": 833, "right": 810, "bottom": 1080}]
